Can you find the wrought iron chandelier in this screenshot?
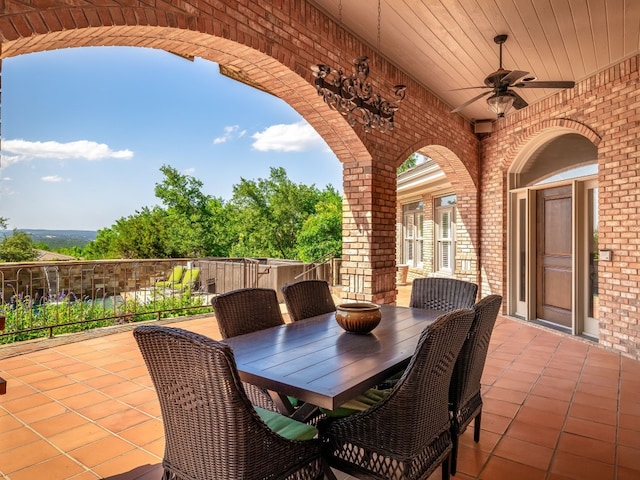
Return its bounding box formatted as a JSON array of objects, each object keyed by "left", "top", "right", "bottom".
[
  {"left": 310, "top": 0, "right": 405, "bottom": 133},
  {"left": 311, "top": 57, "right": 406, "bottom": 133}
]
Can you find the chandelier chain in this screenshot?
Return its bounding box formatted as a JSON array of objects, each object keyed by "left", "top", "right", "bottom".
[{"left": 377, "top": 0, "right": 381, "bottom": 53}]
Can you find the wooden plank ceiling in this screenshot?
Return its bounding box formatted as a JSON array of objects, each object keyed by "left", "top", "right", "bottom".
[{"left": 308, "top": 0, "right": 640, "bottom": 122}]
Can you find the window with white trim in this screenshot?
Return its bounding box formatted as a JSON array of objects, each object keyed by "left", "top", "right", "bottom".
[
  {"left": 435, "top": 194, "right": 456, "bottom": 273},
  {"left": 402, "top": 201, "right": 424, "bottom": 268}
]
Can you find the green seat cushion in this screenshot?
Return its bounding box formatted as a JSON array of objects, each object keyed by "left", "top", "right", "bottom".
[
  {"left": 173, "top": 268, "right": 200, "bottom": 290},
  {"left": 321, "top": 388, "right": 391, "bottom": 418},
  {"left": 156, "top": 266, "right": 184, "bottom": 287},
  {"left": 255, "top": 407, "right": 318, "bottom": 441}
]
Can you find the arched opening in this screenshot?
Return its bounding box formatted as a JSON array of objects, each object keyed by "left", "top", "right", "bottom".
[
  {"left": 396, "top": 145, "right": 478, "bottom": 286},
  {"left": 508, "top": 131, "right": 598, "bottom": 338},
  {"left": 0, "top": 5, "right": 481, "bottom": 303},
  {"left": 1, "top": 46, "right": 344, "bottom": 232}
]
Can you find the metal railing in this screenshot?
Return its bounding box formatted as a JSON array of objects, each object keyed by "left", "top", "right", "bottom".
[
  {"left": 0, "top": 257, "right": 340, "bottom": 344},
  {"left": 293, "top": 253, "right": 337, "bottom": 280},
  {"left": 0, "top": 258, "right": 259, "bottom": 344}
]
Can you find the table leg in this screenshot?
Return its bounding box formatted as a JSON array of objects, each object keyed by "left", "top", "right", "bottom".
[
  {"left": 268, "top": 391, "right": 296, "bottom": 416},
  {"left": 290, "top": 402, "right": 321, "bottom": 423},
  {"left": 267, "top": 390, "right": 321, "bottom": 423}
]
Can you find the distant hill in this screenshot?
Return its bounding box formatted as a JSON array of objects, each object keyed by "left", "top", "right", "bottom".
[{"left": 0, "top": 229, "right": 97, "bottom": 249}]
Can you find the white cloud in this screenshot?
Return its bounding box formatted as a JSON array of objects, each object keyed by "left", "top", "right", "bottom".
[
  {"left": 183, "top": 168, "right": 196, "bottom": 175},
  {"left": 1, "top": 155, "right": 21, "bottom": 167},
  {"left": 41, "top": 175, "right": 64, "bottom": 183},
  {"left": 251, "top": 121, "right": 326, "bottom": 152},
  {"left": 0, "top": 139, "right": 134, "bottom": 166},
  {"left": 213, "top": 125, "right": 246, "bottom": 144}
]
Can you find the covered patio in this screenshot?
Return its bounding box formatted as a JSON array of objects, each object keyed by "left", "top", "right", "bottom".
[
  {"left": 1, "top": 1, "right": 639, "bottom": 478},
  {"left": 2, "top": 0, "right": 638, "bottom": 359},
  {"left": 1, "top": 285, "right": 638, "bottom": 480}
]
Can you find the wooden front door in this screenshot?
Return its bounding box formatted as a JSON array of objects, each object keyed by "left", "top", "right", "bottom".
[{"left": 536, "top": 186, "right": 573, "bottom": 328}]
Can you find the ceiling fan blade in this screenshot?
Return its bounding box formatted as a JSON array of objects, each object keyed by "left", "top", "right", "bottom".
[
  {"left": 501, "top": 70, "right": 529, "bottom": 85},
  {"left": 451, "top": 90, "right": 493, "bottom": 113},
  {"left": 514, "top": 80, "right": 576, "bottom": 89},
  {"left": 510, "top": 90, "right": 528, "bottom": 110},
  {"left": 450, "top": 86, "right": 492, "bottom": 91}
]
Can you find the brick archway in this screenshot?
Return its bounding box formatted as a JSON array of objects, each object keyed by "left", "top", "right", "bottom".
[
  {"left": 400, "top": 144, "right": 481, "bottom": 289},
  {"left": 504, "top": 119, "right": 602, "bottom": 175},
  {"left": 0, "top": 1, "right": 480, "bottom": 302},
  {"left": 422, "top": 144, "right": 479, "bottom": 281}
]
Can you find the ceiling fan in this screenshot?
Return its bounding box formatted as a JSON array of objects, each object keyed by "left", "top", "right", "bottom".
[{"left": 451, "top": 34, "right": 575, "bottom": 118}]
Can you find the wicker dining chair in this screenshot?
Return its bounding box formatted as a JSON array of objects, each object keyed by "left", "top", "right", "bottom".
[
  {"left": 212, "top": 287, "right": 285, "bottom": 338},
  {"left": 449, "top": 294, "right": 503, "bottom": 475},
  {"left": 134, "top": 325, "right": 324, "bottom": 480},
  {"left": 319, "top": 308, "right": 475, "bottom": 480},
  {"left": 211, "top": 288, "right": 285, "bottom": 412},
  {"left": 282, "top": 279, "right": 336, "bottom": 322},
  {"left": 410, "top": 277, "right": 478, "bottom": 312}
]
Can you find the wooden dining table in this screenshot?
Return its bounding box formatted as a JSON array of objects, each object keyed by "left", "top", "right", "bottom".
[{"left": 224, "top": 304, "right": 442, "bottom": 416}]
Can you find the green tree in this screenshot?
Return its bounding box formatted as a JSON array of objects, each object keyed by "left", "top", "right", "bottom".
[
  {"left": 154, "top": 165, "right": 227, "bottom": 257},
  {"left": 111, "top": 207, "right": 171, "bottom": 259},
  {"left": 83, "top": 227, "right": 120, "bottom": 259},
  {"left": 80, "top": 165, "right": 342, "bottom": 262},
  {"left": 56, "top": 246, "right": 85, "bottom": 258},
  {"left": 82, "top": 166, "right": 231, "bottom": 259},
  {"left": 228, "top": 167, "right": 324, "bottom": 259},
  {"left": 397, "top": 153, "right": 418, "bottom": 174},
  {"left": 0, "top": 229, "right": 38, "bottom": 262},
  {"left": 296, "top": 187, "right": 342, "bottom": 262}
]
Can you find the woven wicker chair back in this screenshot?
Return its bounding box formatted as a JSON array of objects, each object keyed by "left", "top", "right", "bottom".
[
  {"left": 320, "top": 307, "right": 475, "bottom": 480},
  {"left": 410, "top": 277, "right": 478, "bottom": 311},
  {"left": 282, "top": 279, "right": 336, "bottom": 322},
  {"left": 210, "top": 288, "right": 286, "bottom": 412},
  {"left": 447, "top": 294, "right": 502, "bottom": 475},
  {"left": 211, "top": 287, "right": 284, "bottom": 339},
  {"left": 450, "top": 294, "right": 503, "bottom": 411},
  {"left": 134, "top": 325, "right": 323, "bottom": 480}
]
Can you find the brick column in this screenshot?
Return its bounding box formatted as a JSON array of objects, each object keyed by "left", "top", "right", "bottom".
[{"left": 341, "top": 158, "right": 397, "bottom": 304}]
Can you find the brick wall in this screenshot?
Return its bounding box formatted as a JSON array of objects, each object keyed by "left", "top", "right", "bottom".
[{"left": 483, "top": 55, "right": 640, "bottom": 359}]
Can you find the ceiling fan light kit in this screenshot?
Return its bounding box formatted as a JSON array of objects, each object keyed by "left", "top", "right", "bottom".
[
  {"left": 487, "top": 91, "right": 515, "bottom": 118},
  {"left": 451, "top": 34, "right": 575, "bottom": 119}
]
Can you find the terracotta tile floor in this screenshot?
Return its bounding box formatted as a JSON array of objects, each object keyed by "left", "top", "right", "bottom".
[{"left": 1, "top": 285, "right": 639, "bottom": 479}]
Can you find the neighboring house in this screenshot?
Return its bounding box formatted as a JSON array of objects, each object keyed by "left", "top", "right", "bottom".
[
  {"left": 35, "top": 250, "right": 77, "bottom": 262},
  {"left": 396, "top": 159, "right": 475, "bottom": 286}
]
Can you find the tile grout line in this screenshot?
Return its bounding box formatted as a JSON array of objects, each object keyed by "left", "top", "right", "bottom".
[
  {"left": 477, "top": 321, "right": 566, "bottom": 479},
  {"left": 0, "top": 342, "right": 163, "bottom": 479},
  {"left": 541, "top": 338, "right": 590, "bottom": 480}
]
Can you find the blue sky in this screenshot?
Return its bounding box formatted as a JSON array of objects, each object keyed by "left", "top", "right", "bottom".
[{"left": 0, "top": 47, "right": 342, "bottom": 231}]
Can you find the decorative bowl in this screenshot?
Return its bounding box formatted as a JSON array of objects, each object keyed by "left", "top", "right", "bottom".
[{"left": 335, "top": 302, "right": 381, "bottom": 334}]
